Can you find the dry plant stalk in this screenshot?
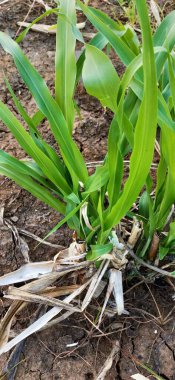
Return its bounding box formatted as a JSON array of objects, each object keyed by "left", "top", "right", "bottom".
[
  {"left": 150, "top": 0, "right": 161, "bottom": 26},
  {"left": 4, "top": 287, "right": 81, "bottom": 313},
  {"left": 0, "top": 279, "right": 92, "bottom": 355},
  {"left": 0, "top": 269, "right": 85, "bottom": 348},
  {"left": 17, "top": 21, "right": 86, "bottom": 34},
  {"left": 0, "top": 0, "right": 10, "bottom": 4},
  {"left": 81, "top": 260, "right": 110, "bottom": 311},
  {"left": 131, "top": 375, "right": 150, "bottom": 380},
  {"left": 96, "top": 341, "right": 120, "bottom": 380},
  {"left": 127, "top": 218, "right": 142, "bottom": 249}
]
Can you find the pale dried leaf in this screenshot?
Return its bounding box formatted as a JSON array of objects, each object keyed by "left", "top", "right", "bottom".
[
  {"left": 112, "top": 250, "right": 128, "bottom": 269},
  {"left": 17, "top": 21, "right": 56, "bottom": 34},
  {"left": 0, "top": 280, "right": 91, "bottom": 355},
  {"left": 4, "top": 287, "right": 81, "bottom": 312},
  {"left": 0, "top": 287, "right": 78, "bottom": 348},
  {"left": 150, "top": 0, "right": 161, "bottom": 25},
  {"left": 54, "top": 241, "right": 85, "bottom": 262},
  {"left": 127, "top": 218, "right": 142, "bottom": 248},
  {"left": 97, "top": 250, "right": 128, "bottom": 270},
  {"left": 19, "top": 236, "right": 30, "bottom": 263},
  {"left": 80, "top": 202, "right": 94, "bottom": 231},
  {"left": 35, "top": 0, "right": 51, "bottom": 10},
  {"left": 81, "top": 260, "right": 110, "bottom": 311},
  {"left": 0, "top": 272, "right": 68, "bottom": 348},
  {"left": 0, "top": 301, "right": 25, "bottom": 348},
  {"left": 111, "top": 269, "right": 125, "bottom": 316},
  {"left": 131, "top": 375, "right": 149, "bottom": 380},
  {"left": 66, "top": 342, "right": 78, "bottom": 347},
  {"left": 0, "top": 252, "right": 89, "bottom": 349},
  {"left": 57, "top": 252, "right": 86, "bottom": 264},
  {"left": 17, "top": 21, "right": 86, "bottom": 35},
  {"left": 0, "top": 262, "right": 89, "bottom": 348},
  {"left": 40, "top": 310, "right": 74, "bottom": 332},
  {"left": 98, "top": 271, "right": 117, "bottom": 326},
  {"left": 0, "top": 210, "right": 30, "bottom": 262},
  {"left": 0, "top": 0, "right": 10, "bottom": 4},
  {"left": 83, "top": 32, "right": 96, "bottom": 39},
  {"left": 22, "top": 271, "right": 73, "bottom": 292},
  {"left": 18, "top": 228, "right": 64, "bottom": 249},
  {"left": 0, "top": 206, "right": 4, "bottom": 225},
  {"left": 41, "top": 285, "right": 79, "bottom": 297},
  {"left": 0, "top": 261, "right": 55, "bottom": 286},
  {"left": 0, "top": 255, "right": 89, "bottom": 286},
  {"left": 93, "top": 280, "right": 107, "bottom": 298},
  {"left": 1, "top": 306, "right": 45, "bottom": 378}
]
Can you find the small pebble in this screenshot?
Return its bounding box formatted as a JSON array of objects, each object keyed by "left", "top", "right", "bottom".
[{"left": 10, "top": 216, "right": 18, "bottom": 223}]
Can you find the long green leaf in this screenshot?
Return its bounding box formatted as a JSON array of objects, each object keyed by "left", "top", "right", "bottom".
[
  {"left": 4, "top": 76, "right": 39, "bottom": 135},
  {"left": 77, "top": 1, "right": 135, "bottom": 66},
  {"left": 155, "top": 171, "right": 175, "bottom": 229},
  {"left": 107, "top": 117, "right": 123, "bottom": 208},
  {"left": 43, "top": 196, "right": 89, "bottom": 240},
  {"left": 4, "top": 75, "right": 66, "bottom": 175},
  {"left": 55, "top": 0, "right": 76, "bottom": 133},
  {"left": 130, "top": 74, "right": 175, "bottom": 135},
  {"left": 168, "top": 54, "right": 175, "bottom": 112},
  {"left": 0, "top": 100, "right": 71, "bottom": 195},
  {"left": 0, "top": 32, "right": 88, "bottom": 186},
  {"left": 0, "top": 149, "right": 59, "bottom": 192},
  {"left": 0, "top": 154, "right": 65, "bottom": 214},
  {"left": 103, "top": 0, "right": 158, "bottom": 235},
  {"left": 16, "top": 8, "right": 59, "bottom": 43},
  {"left": 153, "top": 10, "right": 175, "bottom": 49},
  {"left": 156, "top": 56, "right": 175, "bottom": 226}
]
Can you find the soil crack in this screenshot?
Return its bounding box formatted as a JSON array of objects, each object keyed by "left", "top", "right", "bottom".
[{"left": 160, "top": 333, "right": 175, "bottom": 361}]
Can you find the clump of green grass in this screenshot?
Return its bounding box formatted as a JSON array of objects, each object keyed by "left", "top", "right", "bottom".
[
  {"left": 0, "top": 0, "right": 175, "bottom": 357},
  {"left": 1, "top": 0, "right": 175, "bottom": 262},
  {"left": 0, "top": 0, "right": 157, "bottom": 257}
]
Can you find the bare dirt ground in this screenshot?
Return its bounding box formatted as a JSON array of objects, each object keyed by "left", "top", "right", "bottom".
[{"left": 0, "top": 1, "right": 175, "bottom": 379}]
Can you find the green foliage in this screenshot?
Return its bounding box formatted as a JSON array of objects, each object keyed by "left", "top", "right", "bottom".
[
  {"left": 117, "top": 0, "right": 137, "bottom": 26},
  {"left": 55, "top": 0, "right": 76, "bottom": 133},
  {"left": 159, "top": 222, "right": 175, "bottom": 259},
  {"left": 0, "top": 0, "right": 175, "bottom": 260}
]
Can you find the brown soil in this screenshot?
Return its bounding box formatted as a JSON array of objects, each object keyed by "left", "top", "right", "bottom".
[{"left": 0, "top": 1, "right": 175, "bottom": 379}]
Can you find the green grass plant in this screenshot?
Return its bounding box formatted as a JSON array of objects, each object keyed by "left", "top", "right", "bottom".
[{"left": 0, "top": 0, "right": 175, "bottom": 261}]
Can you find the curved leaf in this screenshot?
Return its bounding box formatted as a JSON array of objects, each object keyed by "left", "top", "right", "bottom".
[
  {"left": 0, "top": 152, "right": 65, "bottom": 214},
  {"left": 82, "top": 44, "right": 120, "bottom": 112},
  {"left": 77, "top": 1, "right": 135, "bottom": 66},
  {"left": 0, "top": 100, "right": 71, "bottom": 195},
  {"left": 0, "top": 32, "right": 88, "bottom": 186}
]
